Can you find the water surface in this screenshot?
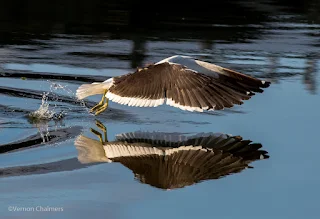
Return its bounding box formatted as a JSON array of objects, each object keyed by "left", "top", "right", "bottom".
[{"left": 0, "top": 1, "right": 320, "bottom": 218}]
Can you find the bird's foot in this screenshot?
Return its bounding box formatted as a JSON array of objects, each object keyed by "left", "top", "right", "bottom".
[
  {"left": 90, "top": 128, "right": 104, "bottom": 143},
  {"left": 94, "top": 102, "right": 109, "bottom": 116},
  {"left": 95, "top": 120, "right": 108, "bottom": 142},
  {"left": 90, "top": 90, "right": 107, "bottom": 114},
  {"left": 90, "top": 119, "right": 108, "bottom": 143},
  {"left": 90, "top": 101, "right": 104, "bottom": 113},
  {"left": 95, "top": 120, "right": 106, "bottom": 133}
]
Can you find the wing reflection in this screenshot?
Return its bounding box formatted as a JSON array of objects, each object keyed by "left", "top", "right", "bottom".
[{"left": 75, "top": 120, "right": 269, "bottom": 189}]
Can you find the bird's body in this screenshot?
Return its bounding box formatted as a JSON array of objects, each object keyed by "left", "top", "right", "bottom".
[{"left": 76, "top": 55, "right": 270, "bottom": 115}]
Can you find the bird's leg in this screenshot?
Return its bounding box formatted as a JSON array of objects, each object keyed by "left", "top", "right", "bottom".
[
  {"left": 95, "top": 120, "right": 108, "bottom": 142},
  {"left": 90, "top": 120, "right": 108, "bottom": 143},
  {"left": 90, "top": 90, "right": 107, "bottom": 113},
  {"left": 94, "top": 98, "right": 109, "bottom": 116},
  {"left": 90, "top": 128, "right": 103, "bottom": 144}
]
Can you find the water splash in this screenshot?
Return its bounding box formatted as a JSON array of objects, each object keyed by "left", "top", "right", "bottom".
[
  {"left": 27, "top": 92, "right": 54, "bottom": 143},
  {"left": 49, "top": 81, "right": 88, "bottom": 110},
  {"left": 27, "top": 89, "right": 66, "bottom": 143},
  {"left": 35, "top": 119, "right": 51, "bottom": 143},
  {"left": 49, "top": 81, "right": 73, "bottom": 96},
  {"left": 28, "top": 81, "right": 86, "bottom": 130},
  {"left": 28, "top": 92, "right": 56, "bottom": 121}
]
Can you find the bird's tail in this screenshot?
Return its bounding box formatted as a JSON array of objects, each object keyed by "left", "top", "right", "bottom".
[
  {"left": 74, "top": 135, "right": 111, "bottom": 164},
  {"left": 76, "top": 82, "right": 106, "bottom": 100}
]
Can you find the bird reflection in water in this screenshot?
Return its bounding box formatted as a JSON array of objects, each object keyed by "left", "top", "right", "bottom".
[{"left": 74, "top": 120, "right": 269, "bottom": 190}]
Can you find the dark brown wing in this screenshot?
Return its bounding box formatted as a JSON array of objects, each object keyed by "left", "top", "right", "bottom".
[
  {"left": 115, "top": 131, "right": 269, "bottom": 162},
  {"left": 106, "top": 62, "right": 268, "bottom": 111},
  {"left": 183, "top": 133, "right": 269, "bottom": 161},
  {"left": 113, "top": 148, "right": 248, "bottom": 189},
  {"left": 194, "top": 59, "right": 270, "bottom": 92}
]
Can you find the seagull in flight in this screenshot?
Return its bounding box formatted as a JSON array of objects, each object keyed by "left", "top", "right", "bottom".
[{"left": 76, "top": 55, "right": 270, "bottom": 115}]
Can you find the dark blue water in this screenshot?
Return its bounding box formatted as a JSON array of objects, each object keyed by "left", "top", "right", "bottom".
[{"left": 0, "top": 1, "right": 320, "bottom": 218}]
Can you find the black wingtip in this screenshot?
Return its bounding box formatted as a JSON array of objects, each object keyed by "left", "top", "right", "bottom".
[{"left": 261, "top": 80, "right": 271, "bottom": 88}]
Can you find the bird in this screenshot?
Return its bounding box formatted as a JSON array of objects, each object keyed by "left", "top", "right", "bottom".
[
  {"left": 76, "top": 55, "right": 270, "bottom": 115},
  {"left": 74, "top": 120, "right": 269, "bottom": 190}
]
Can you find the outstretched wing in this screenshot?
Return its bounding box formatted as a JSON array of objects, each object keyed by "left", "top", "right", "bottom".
[
  {"left": 107, "top": 62, "right": 269, "bottom": 112},
  {"left": 113, "top": 148, "right": 247, "bottom": 189},
  {"left": 115, "top": 131, "right": 269, "bottom": 161}
]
